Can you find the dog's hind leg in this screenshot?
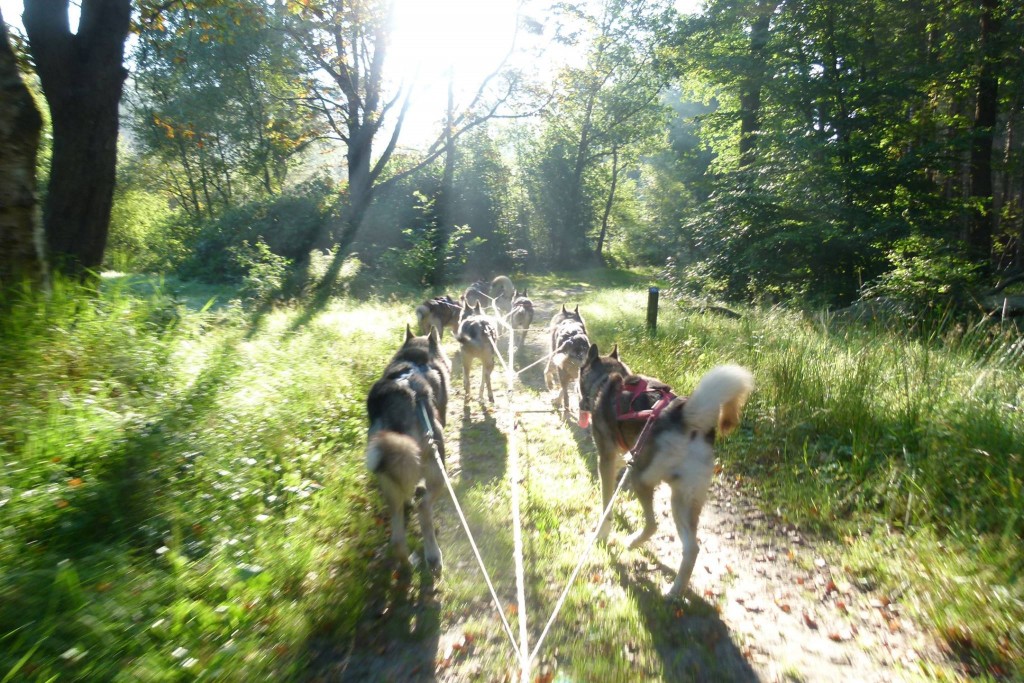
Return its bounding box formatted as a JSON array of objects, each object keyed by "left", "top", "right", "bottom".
[
  {"left": 596, "top": 446, "right": 622, "bottom": 541},
  {"left": 481, "top": 358, "right": 495, "bottom": 403},
  {"left": 418, "top": 480, "right": 444, "bottom": 572},
  {"left": 626, "top": 478, "right": 658, "bottom": 549},
  {"left": 378, "top": 477, "right": 412, "bottom": 564},
  {"left": 461, "top": 355, "right": 472, "bottom": 401},
  {"left": 667, "top": 493, "right": 704, "bottom": 598}
]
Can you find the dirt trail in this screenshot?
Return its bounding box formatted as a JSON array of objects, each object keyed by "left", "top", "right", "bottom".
[{"left": 310, "top": 288, "right": 954, "bottom": 682}]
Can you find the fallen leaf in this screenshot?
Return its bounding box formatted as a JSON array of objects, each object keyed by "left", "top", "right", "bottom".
[
  {"left": 828, "top": 632, "right": 843, "bottom": 642},
  {"left": 68, "top": 478, "right": 83, "bottom": 488},
  {"left": 803, "top": 611, "right": 818, "bottom": 629},
  {"left": 775, "top": 599, "right": 791, "bottom": 614}
]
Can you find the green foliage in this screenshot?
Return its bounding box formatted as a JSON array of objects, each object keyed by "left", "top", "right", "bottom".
[
  {"left": 863, "top": 235, "right": 984, "bottom": 312},
  {"left": 0, "top": 277, "right": 390, "bottom": 681},
  {"left": 129, "top": 0, "right": 320, "bottom": 220},
  {"left": 232, "top": 238, "right": 292, "bottom": 304},
  {"left": 106, "top": 185, "right": 177, "bottom": 273},
  {"left": 665, "top": 0, "right": 1024, "bottom": 303},
  {"left": 177, "top": 176, "right": 338, "bottom": 284}
]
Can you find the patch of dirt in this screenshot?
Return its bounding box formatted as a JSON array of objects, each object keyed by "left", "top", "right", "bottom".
[{"left": 307, "top": 287, "right": 955, "bottom": 682}]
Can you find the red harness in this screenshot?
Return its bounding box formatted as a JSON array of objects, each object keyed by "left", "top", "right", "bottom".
[{"left": 614, "top": 377, "right": 676, "bottom": 451}]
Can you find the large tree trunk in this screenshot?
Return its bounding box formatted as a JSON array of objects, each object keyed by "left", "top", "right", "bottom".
[
  {"left": 431, "top": 75, "right": 456, "bottom": 289},
  {"left": 738, "top": 1, "right": 772, "bottom": 167},
  {"left": 23, "top": 0, "right": 130, "bottom": 277},
  {"left": 967, "top": 0, "right": 1000, "bottom": 267},
  {"left": 595, "top": 146, "right": 619, "bottom": 263},
  {"left": 0, "top": 10, "right": 44, "bottom": 287}
]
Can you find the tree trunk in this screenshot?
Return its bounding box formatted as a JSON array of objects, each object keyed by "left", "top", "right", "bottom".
[
  {"left": 0, "top": 10, "right": 44, "bottom": 287},
  {"left": 431, "top": 75, "right": 456, "bottom": 289},
  {"left": 738, "top": 2, "right": 772, "bottom": 167},
  {"left": 23, "top": 0, "right": 130, "bottom": 277},
  {"left": 967, "top": 0, "right": 1000, "bottom": 267},
  {"left": 596, "top": 146, "right": 620, "bottom": 262},
  {"left": 565, "top": 91, "right": 597, "bottom": 263}
]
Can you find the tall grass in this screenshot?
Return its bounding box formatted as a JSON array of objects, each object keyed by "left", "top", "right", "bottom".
[
  {"left": 0, "top": 278, "right": 396, "bottom": 680},
  {"left": 580, "top": 286, "right": 1023, "bottom": 676},
  {"left": 2, "top": 274, "right": 1021, "bottom": 679}
]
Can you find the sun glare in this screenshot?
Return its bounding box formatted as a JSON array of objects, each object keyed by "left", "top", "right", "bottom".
[{"left": 389, "top": 0, "right": 522, "bottom": 140}]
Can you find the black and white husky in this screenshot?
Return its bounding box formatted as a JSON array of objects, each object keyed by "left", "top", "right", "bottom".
[{"left": 365, "top": 326, "right": 450, "bottom": 570}]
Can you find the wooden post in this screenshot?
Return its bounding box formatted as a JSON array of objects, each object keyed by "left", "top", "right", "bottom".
[{"left": 646, "top": 286, "right": 659, "bottom": 334}]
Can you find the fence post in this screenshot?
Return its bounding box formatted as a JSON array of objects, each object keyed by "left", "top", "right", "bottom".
[{"left": 646, "top": 286, "right": 659, "bottom": 335}]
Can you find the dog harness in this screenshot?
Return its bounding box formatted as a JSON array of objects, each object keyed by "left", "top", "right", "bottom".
[{"left": 613, "top": 377, "right": 677, "bottom": 451}]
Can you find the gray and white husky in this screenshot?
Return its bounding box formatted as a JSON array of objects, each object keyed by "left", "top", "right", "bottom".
[
  {"left": 463, "top": 275, "right": 515, "bottom": 312},
  {"left": 544, "top": 304, "right": 590, "bottom": 413},
  {"left": 365, "top": 326, "right": 450, "bottom": 571},
  {"left": 508, "top": 288, "right": 534, "bottom": 352},
  {"left": 456, "top": 300, "right": 499, "bottom": 403},
  {"left": 578, "top": 342, "right": 753, "bottom": 597},
  {"left": 414, "top": 294, "right": 461, "bottom": 339}
]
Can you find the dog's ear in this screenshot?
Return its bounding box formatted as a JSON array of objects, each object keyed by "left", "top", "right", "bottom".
[
  {"left": 574, "top": 304, "right": 579, "bottom": 314},
  {"left": 523, "top": 288, "right": 528, "bottom": 297},
  {"left": 406, "top": 324, "right": 414, "bottom": 341},
  {"left": 586, "top": 342, "right": 600, "bottom": 364},
  {"left": 610, "top": 344, "right": 619, "bottom": 359},
  {"left": 428, "top": 325, "right": 440, "bottom": 351},
  {"left": 561, "top": 303, "right": 567, "bottom": 314}
]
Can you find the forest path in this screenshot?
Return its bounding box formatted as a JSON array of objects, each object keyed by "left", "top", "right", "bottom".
[{"left": 309, "top": 286, "right": 954, "bottom": 682}]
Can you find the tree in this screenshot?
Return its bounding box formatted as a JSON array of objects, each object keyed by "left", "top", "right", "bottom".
[
  {"left": 536, "top": 0, "right": 673, "bottom": 264},
  {"left": 283, "top": 0, "right": 535, "bottom": 292},
  {"left": 967, "top": 0, "right": 1001, "bottom": 266},
  {"left": 130, "top": 0, "right": 319, "bottom": 222},
  {"left": 0, "top": 9, "right": 43, "bottom": 286},
  {"left": 23, "top": 0, "right": 131, "bottom": 276}
]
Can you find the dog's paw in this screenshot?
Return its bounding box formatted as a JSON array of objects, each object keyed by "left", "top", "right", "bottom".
[
  {"left": 664, "top": 581, "right": 687, "bottom": 599},
  {"left": 625, "top": 531, "right": 652, "bottom": 550},
  {"left": 423, "top": 549, "right": 443, "bottom": 574}
]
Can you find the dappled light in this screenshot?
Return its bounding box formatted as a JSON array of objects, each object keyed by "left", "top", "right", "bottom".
[{"left": 2, "top": 0, "right": 1024, "bottom": 679}]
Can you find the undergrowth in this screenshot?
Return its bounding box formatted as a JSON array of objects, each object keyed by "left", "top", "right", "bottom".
[
  {"left": 580, "top": 286, "right": 1024, "bottom": 680},
  {"left": 1, "top": 272, "right": 1020, "bottom": 680}
]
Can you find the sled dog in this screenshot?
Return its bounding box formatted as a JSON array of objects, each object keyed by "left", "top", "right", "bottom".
[
  {"left": 489, "top": 275, "right": 515, "bottom": 312},
  {"left": 463, "top": 275, "right": 514, "bottom": 312},
  {"left": 544, "top": 304, "right": 590, "bottom": 412},
  {"left": 456, "top": 301, "right": 498, "bottom": 403},
  {"left": 577, "top": 343, "right": 753, "bottom": 597},
  {"left": 508, "top": 288, "right": 534, "bottom": 351},
  {"left": 365, "top": 326, "right": 451, "bottom": 570},
  {"left": 415, "top": 295, "right": 462, "bottom": 339}
]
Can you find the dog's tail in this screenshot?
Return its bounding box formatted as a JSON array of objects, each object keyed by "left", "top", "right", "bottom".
[
  {"left": 366, "top": 431, "right": 422, "bottom": 500},
  {"left": 490, "top": 275, "right": 514, "bottom": 300},
  {"left": 414, "top": 303, "right": 430, "bottom": 335},
  {"left": 683, "top": 365, "right": 754, "bottom": 437}
]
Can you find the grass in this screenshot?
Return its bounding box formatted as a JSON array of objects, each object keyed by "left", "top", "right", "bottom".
[{"left": 0, "top": 270, "right": 1021, "bottom": 680}]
